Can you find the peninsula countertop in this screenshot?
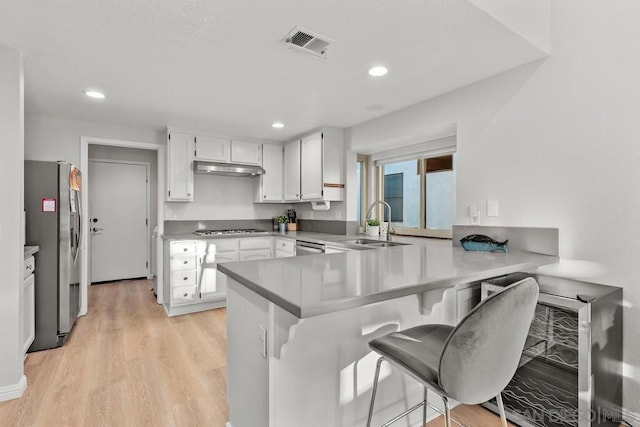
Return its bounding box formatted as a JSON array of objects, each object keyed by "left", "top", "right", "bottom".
[{"left": 218, "top": 239, "right": 558, "bottom": 318}]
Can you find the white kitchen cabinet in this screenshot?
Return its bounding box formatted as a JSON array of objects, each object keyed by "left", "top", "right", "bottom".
[
  {"left": 240, "top": 250, "right": 271, "bottom": 261},
  {"left": 300, "top": 133, "right": 323, "bottom": 200},
  {"left": 275, "top": 237, "right": 296, "bottom": 258},
  {"left": 203, "top": 239, "right": 239, "bottom": 302},
  {"left": 166, "top": 131, "right": 194, "bottom": 201},
  {"left": 231, "top": 140, "right": 262, "bottom": 165},
  {"left": 284, "top": 140, "right": 301, "bottom": 201},
  {"left": 194, "top": 135, "right": 231, "bottom": 162},
  {"left": 256, "top": 143, "right": 284, "bottom": 202},
  {"left": 22, "top": 256, "right": 35, "bottom": 356},
  {"left": 168, "top": 240, "right": 199, "bottom": 306},
  {"left": 284, "top": 127, "right": 344, "bottom": 203}
]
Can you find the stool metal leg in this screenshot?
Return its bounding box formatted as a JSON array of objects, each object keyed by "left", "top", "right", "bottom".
[
  {"left": 441, "top": 395, "right": 451, "bottom": 427},
  {"left": 496, "top": 392, "right": 508, "bottom": 427},
  {"left": 422, "top": 387, "right": 427, "bottom": 426},
  {"left": 367, "top": 357, "right": 385, "bottom": 427}
]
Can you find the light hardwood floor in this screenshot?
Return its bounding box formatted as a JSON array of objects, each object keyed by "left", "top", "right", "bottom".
[{"left": 0, "top": 279, "right": 508, "bottom": 427}]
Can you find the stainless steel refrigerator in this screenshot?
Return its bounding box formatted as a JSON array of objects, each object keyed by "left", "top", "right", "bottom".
[{"left": 25, "top": 161, "right": 82, "bottom": 351}]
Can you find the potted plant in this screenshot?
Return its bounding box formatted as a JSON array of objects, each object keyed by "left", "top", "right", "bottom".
[
  {"left": 366, "top": 219, "right": 380, "bottom": 237},
  {"left": 276, "top": 215, "right": 289, "bottom": 233}
]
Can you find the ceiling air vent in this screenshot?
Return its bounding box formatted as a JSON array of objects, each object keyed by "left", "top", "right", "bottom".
[{"left": 284, "top": 26, "right": 335, "bottom": 59}]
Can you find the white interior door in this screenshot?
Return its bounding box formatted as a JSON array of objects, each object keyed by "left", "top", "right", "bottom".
[{"left": 90, "top": 160, "right": 149, "bottom": 283}]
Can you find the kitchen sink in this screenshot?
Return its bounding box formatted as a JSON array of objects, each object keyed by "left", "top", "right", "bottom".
[
  {"left": 341, "top": 239, "right": 409, "bottom": 247},
  {"left": 363, "top": 241, "right": 408, "bottom": 247}
]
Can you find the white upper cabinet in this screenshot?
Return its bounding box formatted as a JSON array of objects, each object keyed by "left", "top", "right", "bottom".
[
  {"left": 257, "top": 143, "right": 284, "bottom": 202},
  {"left": 300, "top": 133, "right": 323, "bottom": 200},
  {"left": 194, "top": 135, "right": 231, "bottom": 162},
  {"left": 231, "top": 140, "right": 262, "bottom": 165},
  {"left": 166, "top": 131, "right": 194, "bottom": 202},
  {"left": 284, "top": 128, "right": 344, "bottom": 202},
  {"left": 284, "top": 140, "right": 301, "bottom": 201}
]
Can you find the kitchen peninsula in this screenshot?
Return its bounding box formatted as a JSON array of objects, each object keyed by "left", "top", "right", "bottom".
[{"left": 218, "top": 236, "right": 558, "bottom": 427}]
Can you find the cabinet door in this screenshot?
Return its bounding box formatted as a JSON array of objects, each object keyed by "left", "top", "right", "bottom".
[
  {"left": 200, "top": 267, "right": 227, "bottom": 301},
  {"left": 261, "top": 144, "right": 284, "bottom": 201},
  {"left": 300, "top": 133, "right": 323, "bottom": 200},
  {"left": 240, "top": 250, "right": 272, "bottom": 261},
  {"left": 167, "top": 132, "right": 194, "bottom": 201},
  {"left": 195, "top": 135, "right": 230, "bottom": 162},
  {"left": 23, "top": 274, "right": 35, "bottom": 354},
  {"left": 284, "top": 140, "right": 301, "bottom": 201},
  {"left": 231, "top": 140, "right": 262, "bottom": 165},
  {"left": 213, "top": 251, "right": 239, "bottom": 299}
]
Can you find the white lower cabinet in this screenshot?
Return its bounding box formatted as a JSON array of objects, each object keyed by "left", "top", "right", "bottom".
[
  {"left": 22, "top": 256, "right": 36, "bottom": 356},
  {"left": 164, "top": 236, "right": 275, "bottom": 315},
  {"left": 275, "top": 237, "right": 296, "bottom": 258}
]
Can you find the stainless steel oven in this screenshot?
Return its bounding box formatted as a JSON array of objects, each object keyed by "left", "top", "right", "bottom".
[{"left": 295, "top": 240, "right": 325, "bottom": 256}]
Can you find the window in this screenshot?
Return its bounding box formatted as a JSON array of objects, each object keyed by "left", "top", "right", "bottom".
[
  {"left": 383, "top": 173, "right": 403, "bottom": 222},
  {"left": 376, "top": 154, "right": 455, "bottom": 238}
]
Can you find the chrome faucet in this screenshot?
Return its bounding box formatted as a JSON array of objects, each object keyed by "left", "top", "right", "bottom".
[{"left": 366, "top": 200, "right": 393, "bottom": 241}]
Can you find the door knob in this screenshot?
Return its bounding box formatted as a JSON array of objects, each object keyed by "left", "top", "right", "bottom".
[
  {"left": 92, "top": 218, "right": 98, "bottom": 223},
  {"left": 92, "top": 227, "right": 104, "bottom": 232}
]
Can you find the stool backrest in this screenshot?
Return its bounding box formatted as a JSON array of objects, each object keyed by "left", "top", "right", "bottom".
[{"left": 438, "top": 277, "right": 539, "bottom": 404}]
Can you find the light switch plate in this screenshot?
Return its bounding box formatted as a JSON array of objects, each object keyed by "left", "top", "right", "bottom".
[{"left": 487, "top": 200, "right": 499, "bottom": 217}]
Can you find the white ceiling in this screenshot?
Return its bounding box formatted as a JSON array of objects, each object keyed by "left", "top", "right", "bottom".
[{"left": 0, "top": 0, "right": 547, "bottom": 141}]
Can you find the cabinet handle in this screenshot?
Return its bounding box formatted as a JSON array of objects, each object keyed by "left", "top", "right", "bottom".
[
  {"left": 183, "top": 248, "right": 188, "bottom": 252},
  {"left": 281, "top": 243, "right": 285, "bottom": 247},
  {"left": 187, "top": 193, "right": 191, "bottom": 197},
  {"left": 264, "top": 195, "right": 266, "bottom": 199},
  {"left": 183, "top": 293, "right": 188, "bottom": 297},
  {"left": 183, "top": 277, "right": 188, "bottom": 280},
  {"left": 183, "top": 260, "right": 188, "bottom": 264}
]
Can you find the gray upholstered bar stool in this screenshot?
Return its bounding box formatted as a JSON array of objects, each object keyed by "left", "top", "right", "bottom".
[{"left": 366, "top": 277, "right": 539, "bottom": 427}]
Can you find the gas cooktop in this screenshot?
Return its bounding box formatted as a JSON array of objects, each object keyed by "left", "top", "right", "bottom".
[{"left": 193, "top": 229, "right": 270, "bottom": 236}]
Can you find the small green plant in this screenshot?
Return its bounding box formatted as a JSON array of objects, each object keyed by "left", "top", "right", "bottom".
[
  {"left": 276, "top": 215, "right": 289, "bottom": 224},
  {"left": 367, "top": 219, "right": 380, "bottom": 226}
]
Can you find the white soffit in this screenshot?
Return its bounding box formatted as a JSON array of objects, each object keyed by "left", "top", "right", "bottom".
[{"left": 468, "top": 0, "right": 551, "bottom": 53}]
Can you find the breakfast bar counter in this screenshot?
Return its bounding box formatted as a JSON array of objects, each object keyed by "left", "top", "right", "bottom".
[
  {"left": 218, "top": 240, "right": 557, "bottom": 318},
  {"left": 220, "top": 239, "right": 557, "bottom": 427}
]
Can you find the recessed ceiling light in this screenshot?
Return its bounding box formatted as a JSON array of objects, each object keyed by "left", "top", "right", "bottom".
[
  {"left": 272, "top": 122, "right": 284, "bottom": 129},
  {"left": 367, "top": 66, "right": 388, "bottom": 77},
  {"left": 84, "top": 90, "right": 105, "bottom": 99}
]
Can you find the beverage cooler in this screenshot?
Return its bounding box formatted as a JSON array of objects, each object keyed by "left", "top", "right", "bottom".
[{"left": 480, "top": 273, "right": 622, "bottom": 427}]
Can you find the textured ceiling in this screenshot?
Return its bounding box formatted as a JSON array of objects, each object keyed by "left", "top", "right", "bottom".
[{"left": 0, "top": 0, "right": 547, "bottom": 140}]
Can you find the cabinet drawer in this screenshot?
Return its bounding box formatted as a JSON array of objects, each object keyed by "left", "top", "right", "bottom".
[
  {"left": 24, "top": 256, "right": 35, "bottom": 279},
  {"left": 172, "top": 285, "right": 198, "bottom": 306},
  {"left": 170, "top": 256, "right": 197, "bottom": 271},
  {"left": 170, "top": 241, "right": 197, "bottom": 255},
  {"left": 239, "top": 237, "right": 271, "bottom": 250},
  {"left": 215, "top": 238, "right": 240, "bottom": 252},
  {"left": 171, "top": 269, "right": 197, "bottom": 286},
  {"left": 275, "top": 238, "right": 295, "bottom": 254}
]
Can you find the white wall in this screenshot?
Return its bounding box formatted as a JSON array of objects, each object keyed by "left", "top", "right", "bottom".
[
  {"left": 0, "top": 45, "right": 25, "bottom": 398},
  {"left": 349, "top": 0, "right": 640, "bottom": 415},
  {"left": 164, "top": 174, "right": 289, "bottom": 220}
]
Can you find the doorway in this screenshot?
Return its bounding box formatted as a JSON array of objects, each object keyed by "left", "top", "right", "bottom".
[
  {"left": 80, "top": 137, "right": 165, "bottom": 316},
  {"left": 89, "top": 159, "right": 149, "bottom": 283}
]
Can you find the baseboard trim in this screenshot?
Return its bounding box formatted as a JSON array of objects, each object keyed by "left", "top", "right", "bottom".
[
  {"left": 0, "top": 375, "right": 27, "bottom": 402},
  {"left": 622, "top": 408, "right": 640, "bottom": 425}
]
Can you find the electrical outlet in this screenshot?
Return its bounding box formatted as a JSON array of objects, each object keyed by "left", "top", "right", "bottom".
[{"left": 258, "top": 325, "right": 267, "bottom": 358}]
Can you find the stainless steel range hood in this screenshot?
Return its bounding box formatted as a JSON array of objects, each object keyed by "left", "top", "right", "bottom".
[{"left": 194, "top": 161, "right": 265, "bottom": 177}]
